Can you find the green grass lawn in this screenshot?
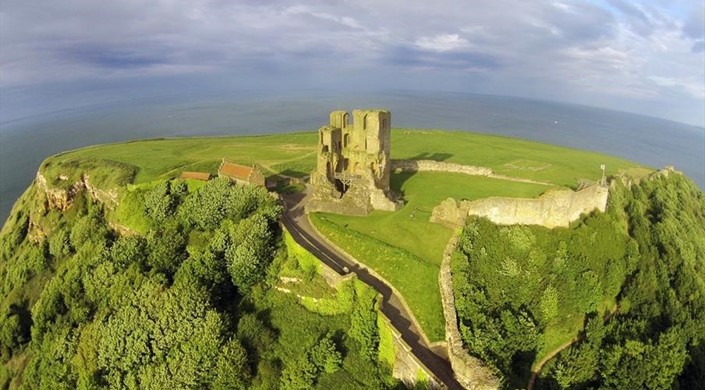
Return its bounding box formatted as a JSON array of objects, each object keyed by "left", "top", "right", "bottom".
[
  {"left": 391, "top": 130, "right": 645, "bottom": 186},
  {"left": 311, "top": 173, "right": 553, "bottom": 342},
  {"left": 40, "top": 129, "right": 645, "bottom": 345},
  {"left": 40, "top": 129, "right": 644, "bottom": 189},
  {"left": 43, "top": 133, "right": 319, "bottom": 185}
]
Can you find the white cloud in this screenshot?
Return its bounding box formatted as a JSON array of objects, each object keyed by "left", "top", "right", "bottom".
[{"left": 415, "top": 34, "right": 471, "bottom": 52}]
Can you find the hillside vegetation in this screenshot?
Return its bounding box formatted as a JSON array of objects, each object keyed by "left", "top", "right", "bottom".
[
  {"left": 0, "top": 177, "right": 401, "bottom": 389},
  {"left": 29, "top": 130, "right": 643, "bottom": 343},
  {"left": 0, "top": 129, "right": 651, "bottom": 388},
  {"left": 452, "top": 173, "right": 705, "bottom": 388}
]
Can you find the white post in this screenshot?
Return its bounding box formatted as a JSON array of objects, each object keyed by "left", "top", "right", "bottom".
[{"left": 600, "top": 164, "right": 606, "bottom": 186}]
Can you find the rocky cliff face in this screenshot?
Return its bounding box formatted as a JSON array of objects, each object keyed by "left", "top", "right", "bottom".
[
  {"left": 36, "top": 172, "right": 118, "bottom": 212},
  {"left": 432, "top": 184, "right": 609, "bottom": 229}
]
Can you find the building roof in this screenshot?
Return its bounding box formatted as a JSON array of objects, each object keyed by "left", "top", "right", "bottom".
[
  {"left": 180, "top": 171, "right": 211, "bottom": 181},
  {"left": 219, "top": 162, "right": 254, "bottom": 181}
]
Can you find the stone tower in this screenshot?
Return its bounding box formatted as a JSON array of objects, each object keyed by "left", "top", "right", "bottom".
[{"left": 308, "top": 109, "right": 398, "bottom": 215}]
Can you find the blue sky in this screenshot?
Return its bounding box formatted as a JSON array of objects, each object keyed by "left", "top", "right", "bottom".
[{"left": 1, "top": 0, "right": 703, "bottom": 126}]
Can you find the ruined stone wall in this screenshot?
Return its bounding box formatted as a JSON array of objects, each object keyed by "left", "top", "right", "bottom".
[
  {"left": 382, "top": 313, "right": 444, "bottom": 389},
  {"left": 431, "top": 185, "right": 609, "bottom": 229},
  {"left": 439, "top": 234, "right": 500, "bottom": 390},
  {"left": 392, "top": 160, "right": 492, "bottom": 176}
]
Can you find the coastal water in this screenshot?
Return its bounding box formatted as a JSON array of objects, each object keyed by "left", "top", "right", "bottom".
[{"left": 1, "top": 90, "right": 703, "bottom": 224}]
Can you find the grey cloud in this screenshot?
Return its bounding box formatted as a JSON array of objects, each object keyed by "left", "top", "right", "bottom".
[{"left": 0, "top": 0, "right": 703, "bottom": 126}]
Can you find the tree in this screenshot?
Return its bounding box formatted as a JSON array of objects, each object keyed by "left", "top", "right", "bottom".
[
  {"left": 226, "top": 215, "right": 275, "bottom": 293},
  {"left": 309, "top": 334, "right": 342, "bottom": 374},
  {"left": 49, "top": 228, "right": 72, "bottom": 259},
  {"left": 147, "top": 224, "right": 186, "bottom": 276},
  {"left": 213, "top": 339, "right": 251, "bottom": 390},
  {"left": 110, "top": 235, "right": 147, "bottom": 268},
  {"left": 143, "top": 181, "right": 177, "bottom": 223},
  {"left": 280, "top": 357, "right": 317, "bottom": 390}
]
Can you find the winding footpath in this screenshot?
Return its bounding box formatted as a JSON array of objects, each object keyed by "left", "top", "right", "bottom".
[{"left": 281, "top": 189, "right": 462, "bottom": 390}]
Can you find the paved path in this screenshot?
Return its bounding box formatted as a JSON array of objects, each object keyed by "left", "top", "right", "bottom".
[{"left": 281, "top": 190, "right": 462, "bottom": 389}]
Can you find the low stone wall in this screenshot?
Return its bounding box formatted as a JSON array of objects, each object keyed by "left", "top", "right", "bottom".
[
  {"left": 392, "top": 160, "right": 492, "bottom": 176},
  {"left": 439, "top": 235, "right": 499, "bottom": 390},
  {"left": 381, "top": 313, "right": 444, "bottom": 389},
  {"left": 432, "top": 185, "right": 609, "bottom": 229}
]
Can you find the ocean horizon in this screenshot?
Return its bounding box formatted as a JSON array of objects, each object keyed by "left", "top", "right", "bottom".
[{"left": 2, "top": 90, "right": 703, "bottom": 224}]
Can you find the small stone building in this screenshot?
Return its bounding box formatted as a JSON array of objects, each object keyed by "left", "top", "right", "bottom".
[
  {"left": 307, "top": 109, "right": 399, "bottom": 215},
  {"left": 218, "top": 160, "right": 265, "bottom": 187}
]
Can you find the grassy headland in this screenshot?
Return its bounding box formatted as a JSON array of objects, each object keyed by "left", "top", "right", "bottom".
[{"left": 35, "top": 129, "right": 645, "bottom": 344}]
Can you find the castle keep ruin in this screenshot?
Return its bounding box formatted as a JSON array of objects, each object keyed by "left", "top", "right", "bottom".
[{"left": 307, "top": 109, "right": 399, "bottom": 215}]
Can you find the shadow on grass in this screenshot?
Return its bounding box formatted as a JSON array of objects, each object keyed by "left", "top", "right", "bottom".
[{"left": 279, "top": 169, "right": 309, "bottom": 178}]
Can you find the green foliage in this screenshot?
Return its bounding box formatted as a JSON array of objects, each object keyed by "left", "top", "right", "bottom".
[
  {"left": 213, "top": 338, "right": 251, "bottom": 390},
  {"left": 281, "top": 356, "right": 318, "bottom": 390},
  {"left": 147, "top": 223, "right": 186, "bottom": 276},
  {"left": 349, "top": 283, "right": 380, "bottom": 361},
  {"left": 455, "top": 174, "right": 705, "bottom": 388},
  {"left": 0, "top": 164, "right": 395, "bottom": 388},
  {"left": 143, "top": 180, "right": 178, "bottom": 223},
  {"left": 48, "top": 228, "right": 72, "bottom": 259},
  {"left": 309, "top": 334, "right": 342, "bottom": 374},
  {"left": 377, "top": 315, "right": 396, "bottom": 368},
  {"left": 539, "top": 285, "right": 558, "bottom": 323},
  {"left": 237, "top": 313, "right": 276, "bottom": 361},
  {"left": 226, "top": 214, "right": 276, "bottom": 293},
  {"left": 110, "top": 235, "right": 147, "bottom": 268}
]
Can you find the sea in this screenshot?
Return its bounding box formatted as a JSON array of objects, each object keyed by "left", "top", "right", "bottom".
[{"left": 1, "top": 90, "right": 704, "bottom": 225}]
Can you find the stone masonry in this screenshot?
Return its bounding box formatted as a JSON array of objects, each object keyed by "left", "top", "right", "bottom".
[
  {"left": 307, "top": 110, "right": 399, "bottom": 215},
  {"left": 431, "top": 184, "right": 609, "bottom": 229}
]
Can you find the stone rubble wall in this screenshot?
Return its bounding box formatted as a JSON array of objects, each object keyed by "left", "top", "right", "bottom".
[
  {"left": 439, "top": 234, "right": 500, "bottom": 390},
  {"left": 382, "top": 314, "right": 445, "bottom": 390},
  {"left": 392, "top": 160, "right": 492, "bottom": 176},
  {"left": 431, "top": 185, "right": 609, "bottom": 229}
]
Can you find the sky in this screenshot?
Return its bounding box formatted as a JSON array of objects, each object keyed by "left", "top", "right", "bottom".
[{"left": 1, "top": 0, "right": 704, "bottom": 127}]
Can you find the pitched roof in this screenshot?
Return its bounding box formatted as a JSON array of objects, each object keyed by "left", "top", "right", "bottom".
[
  {"left": 180, "top": 171, "right": 211, "bottom": 181},
  {"left": 219, "top": 162, "right": 253, "bottom": 181}
]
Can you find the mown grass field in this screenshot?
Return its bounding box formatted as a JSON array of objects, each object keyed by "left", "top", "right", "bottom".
[
  {"left": 391, "top": 130, "right": 646, "bottom": 187},
  {"left": 41, "top": 129, "right": 645, "bottom": 344},
  {"left": 42, "top": 133, "right": 319, "bottom": 184}
]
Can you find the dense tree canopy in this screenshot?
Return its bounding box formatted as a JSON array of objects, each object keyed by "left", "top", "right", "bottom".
[
  {"left": 453, "top": 173, "right": 705, "bottom": 389},
  {"left": 0, "top": 177, "right": 396, "bottom": 389}
]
